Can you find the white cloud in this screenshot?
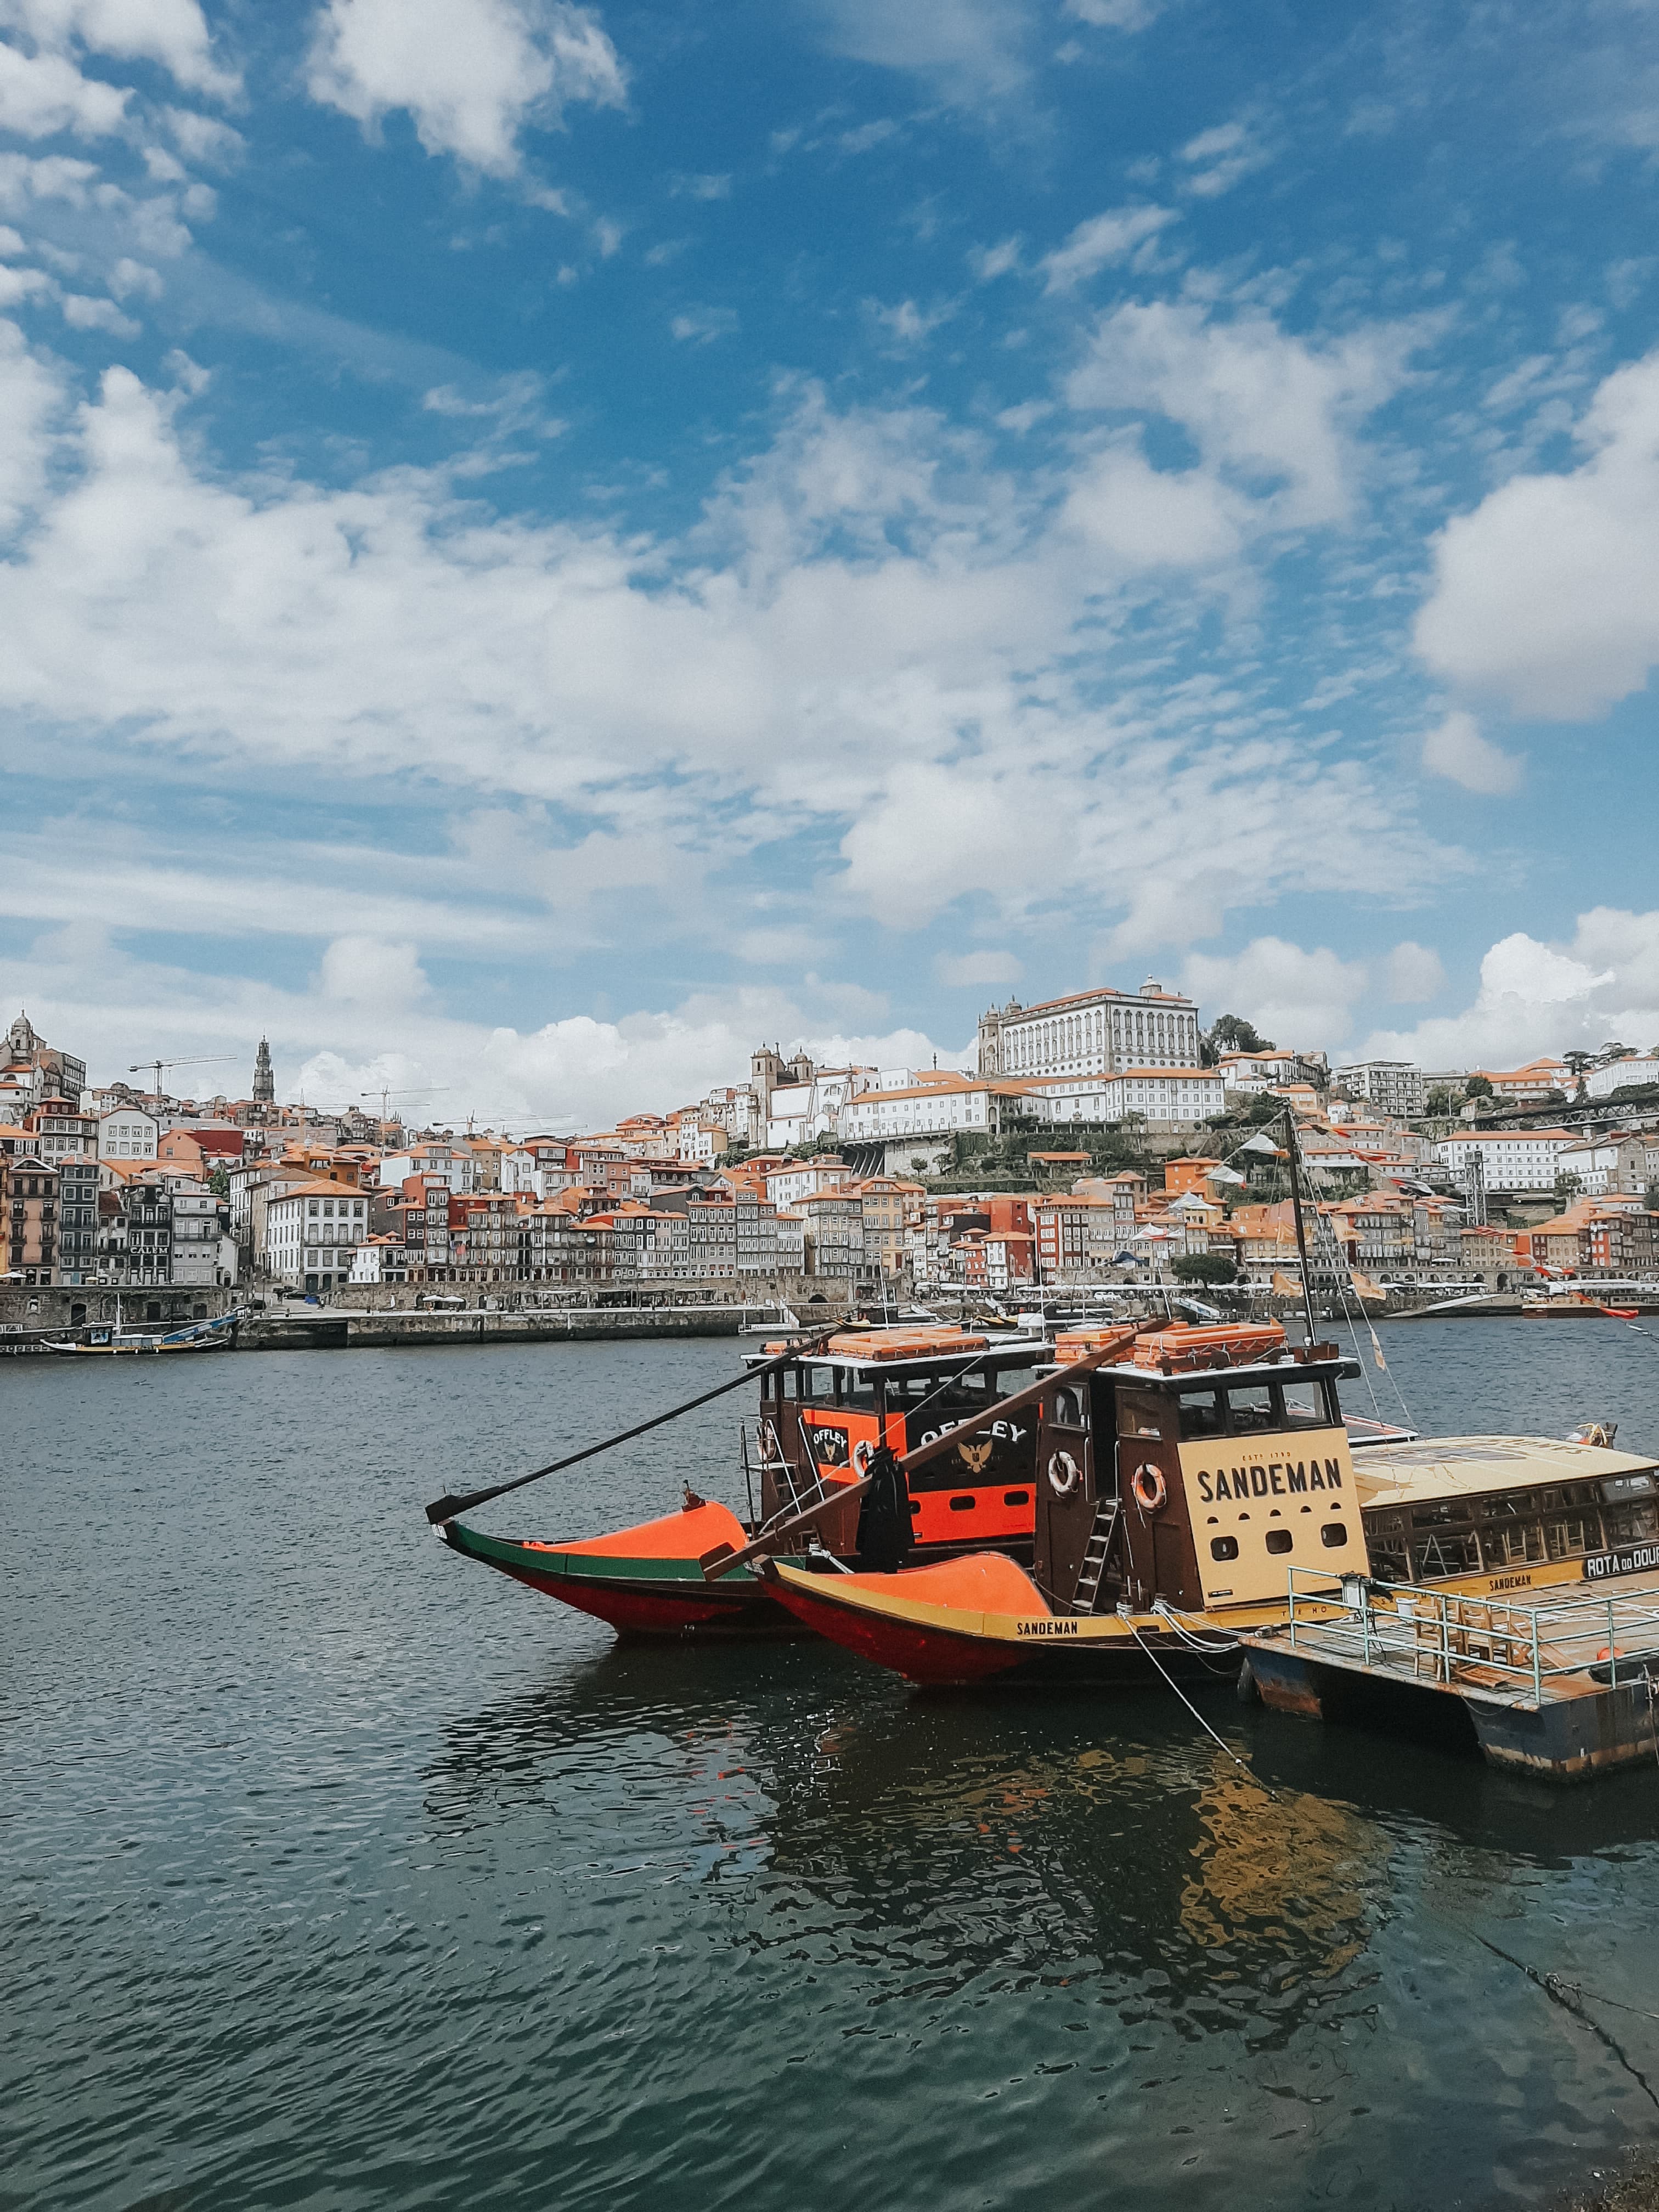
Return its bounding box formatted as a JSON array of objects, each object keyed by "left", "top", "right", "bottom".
[
  {"left": 1414, "top": 348, "right": 1659, "bottom": 720},
  {"left": 1066, "top": 299, "right": 1421, "bottom": 527},
  {"left": 307, "top": 0, "right": 626, "bottom": 177},
  {"left": 969, "top": 235, "right": 1021, "bottom": 283},
  {"left": 670, "top": 304, "right": 737, "bottom": 343},
  {"left": 1384, "top": 940, "right": 1445, "bottom": 1004},
  {"left": 319, "top": 934, "right": 430, "bottom": 1008},
  {"left": 808, "top": 0, "right": 1032, "bottom": 110},
  {"left": 1, "top": 0, "right": 239, "bottom": 99},
  {"left": 59, "top": 289, "right": 138, "bottom": 334},
  {"left": 936, "top": 948, "right": 1022, "bottom": 988},
  {"left": 0, "top": 42, "right": 128, "bottom": 137},
  {"left": 0, "top": 338, "right": 1448, "bottom": 963},
  {"left": 1182, "top": 936, "right": 1370, "bottom": 1052},
  {"left": 1359, "top": 911, "right": 1659, "bottom": 1069},
  {"left": 1064, "top": 0, "right": 1160, "bottom": 26},
  {"left": 1040, "top": 204, "right": 1176, "bottom": 292},
  {"left": 1419, "top": 708, "right": 1522, "bottom": 794},
  {"left": 1177, "top": 118, "right": 1269, "bottom": 198},
  {"left": 1060, "top": 439, "right": 1243, "bottom": 573},
  {"left": 670, "top": 171, "right": 730, "bottom": 200}
]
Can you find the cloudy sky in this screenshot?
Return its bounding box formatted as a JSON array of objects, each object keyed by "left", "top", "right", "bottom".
[{"left": 3, "top": 0, "right": 1659, "bottom": 1126}]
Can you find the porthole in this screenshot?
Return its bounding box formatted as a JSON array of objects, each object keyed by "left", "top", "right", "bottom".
[
  {"left": 949, "top": 1495, "right": 976, "bottom": 1511},
  {"left": 1210, "top": 1536, "right": 1239, "bottom": 1561},
  {"left": 1265, "top": 1530, "right": 1293, "bottom": 1555},
  {"left": 1321, "top": 1521, "right": 1348, "bottom": 1549}
]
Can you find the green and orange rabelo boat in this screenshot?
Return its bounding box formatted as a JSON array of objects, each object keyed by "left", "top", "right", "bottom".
[
  {"left": 434, "top": 1324, "right": 1060, "bottom": 1641},
  {"left": 761, "top": 1320, "right": 1372, "bottom": 1686}
]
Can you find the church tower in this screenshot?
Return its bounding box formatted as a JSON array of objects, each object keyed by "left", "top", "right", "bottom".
[{"left": 253, "top": 1037, "right": 274, "bottom": 1104}]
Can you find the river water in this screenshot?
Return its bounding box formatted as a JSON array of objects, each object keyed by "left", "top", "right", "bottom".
[{"left": 6, "top": 1320, "right": 1659, "bottom": 2211}]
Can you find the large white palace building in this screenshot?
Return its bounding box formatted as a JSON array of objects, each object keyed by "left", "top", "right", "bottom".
[{"left": 976, "top": 979, "right": 1203, "bottom": 1083}]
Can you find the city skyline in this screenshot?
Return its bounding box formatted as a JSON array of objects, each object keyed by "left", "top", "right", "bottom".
[{"left": 3, "top": 1, "right": 1659, "bottom": 1127}]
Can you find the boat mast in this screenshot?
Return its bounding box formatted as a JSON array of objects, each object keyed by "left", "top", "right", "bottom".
[{"left": 1283, "top": 1103, "right": 1320, "bottom": 1346}]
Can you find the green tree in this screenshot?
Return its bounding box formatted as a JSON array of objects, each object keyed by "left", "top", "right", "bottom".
[
  {"left": 1201, "top": 1013, "right": 1274, "bottom": 1065},
  {"left": 1424, "top": 1085, "right": 1459, "bottom": 1116},
  {"left": 1464, "top": 1074, "right": 1494, "bottom": 1098},
  {"left": 1171, "top": 1252, "right": 1239, "bottom": 1285},
  {"left": 208, "top": 1164, "right": 230, "bottom": 1199}
]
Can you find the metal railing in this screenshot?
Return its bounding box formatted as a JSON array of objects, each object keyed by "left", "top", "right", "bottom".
[{"left": 1283, "top": 1565, "right": 1659, "bottom": 1702}]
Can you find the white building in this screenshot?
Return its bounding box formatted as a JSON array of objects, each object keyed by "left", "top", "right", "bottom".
[
  {"left": 1585, "top": 1054, "right": 1659, "bottom": 1099},
  {"left": 98, "top": 1107, "right": 159, "bottom": 1161},
  {"left": 170, "top": 1183, "right": 224, "bottom": 1287},
  {"left": 1554, "top": 1134, "right": 1656, "bottom": 1197},
  {"left": 765, "top": 1159, "right": 854, "bottom": 1207},
  {"left": 840, "top": 1076, "right": 998, "bottom": 1142},
  {"left": 373, "top": 1143, "right": 476, "bottom": 1195},
  {"left": 1436, "top": 1129, "right": 1578, "bottom": 1193},
  {"left": 978, "top": 979, "right": 1201, "bottom": 1082},
  {"left": 265, "top": 1180, "right": 371, "bottom": 1292},
  {"left": 1024, "top": 1066, "right": 1226, "bottom": 1127},
  {"left": 1333, "top": 1060, "right": 1426, "bottom": 1117},
  {"left": 763, "top": 1066, "right": 874, "bottom": 1150}
]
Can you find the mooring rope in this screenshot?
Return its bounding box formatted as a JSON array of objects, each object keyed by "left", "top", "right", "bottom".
[
  {"left": 1473, "top": 1934, "right": 1659, "bottom": 2112},
  {"left": 1126, "top": 1618, "right": 1278, "bottom": 1798}
]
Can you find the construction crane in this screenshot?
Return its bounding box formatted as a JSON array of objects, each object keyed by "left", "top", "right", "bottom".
[
  {"left": 128, "top": 1053, "right": 240, "bottom": 1101},
  {"left": 360, "top": 1086, "right": 450, "bottom": 1134}
]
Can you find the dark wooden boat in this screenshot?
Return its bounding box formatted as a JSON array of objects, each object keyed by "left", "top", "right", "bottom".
[
  {"left": 761, "top": 1319, "right": 1367, "bottom": 1685},
  {"left": 435, "top": 1324, "right": 1060, "bottom": 1640}
]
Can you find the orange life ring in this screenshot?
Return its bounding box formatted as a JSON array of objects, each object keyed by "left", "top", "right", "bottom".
[
  {"left": 1131, "top": 1462, "right": 1168, "bottom": 1515},
  {"left": 1047, "top": 1450, "right": 1081, "bottom": 1499}
]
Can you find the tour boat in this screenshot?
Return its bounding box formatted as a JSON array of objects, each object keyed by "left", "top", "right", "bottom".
[
  {"left": 763, "top": 1318, "right": 1367, "bottom": 1684},
  {"left": 43, "top": 1306, "right": 245, "bottom": 1355},
  {"left": 435, "top": 1324, "right": 1059, "bottom": 1640},
  {"left": 760, "top": 1320, "right": 1659, "bottom": 1696}
]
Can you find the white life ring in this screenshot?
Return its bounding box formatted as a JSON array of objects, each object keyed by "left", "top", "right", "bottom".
[
  {"left": 1047, "top": 1450, "right": 1081, "bottom": 1499},
  {"left": 853, "top": 1439, "right": 875, "bottom": 1476},
  {"left": 1131, "top": 1462, "right": 1168, "bottom": 1515}
]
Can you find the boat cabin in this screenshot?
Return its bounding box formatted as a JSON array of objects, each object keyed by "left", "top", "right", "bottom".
[
  {"left": 748, "top": 1327, "right": 1051, "bottom": 1556},
  {"left": 1352, "top": 1437, "right": 1659, "bottom": 1599},
  {"left": 1034, "top": 1322, "right": 1369, "bottom": 1613}
]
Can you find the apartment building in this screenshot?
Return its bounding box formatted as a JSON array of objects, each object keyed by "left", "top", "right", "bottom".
[
  {"left": 1333, "top": 1060, "right": 1426, "bottom": 1118},
  {"left": 1437, "top": 1128, "right": 1578, "bottom": 1193},
  {"left": 265, "top": 1181, "right": 370, "bottom": 1293}
]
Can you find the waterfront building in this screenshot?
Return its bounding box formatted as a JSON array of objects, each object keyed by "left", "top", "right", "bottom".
[
  {"left": 265, "top": 1181, "right": 371, "bottom": 1293},
  {"left": 1436, "top": 1128, "right": 1578, "bottom": 1193},
  {"left": 24, "top": 1096, "right": 97, "bottom": 1163},
  {"left": 1515, "top": 1197, "right": 1658, "bottom": 1277},
  {"left": 977, "top": 979, "right": 1201, "bottom": 1082},
  {"left": 1033, "top": 1192, "right": 1132, "bottom": 1283},
  {"left": 170, "top": 1181, "right": 227, "bottom": 1288},
  {"left": 1333, "top": 1059, "right": 1427, "bottom": 1118},
  {"left": 795, "top": 1188, "right": 866, "bottom": 1281},
  {"left": 3, "top": 1153, "right": 58, "bottom": 1284},
  {"left": 54, "top": 1154, "right": 98, "bottom": 1284}
]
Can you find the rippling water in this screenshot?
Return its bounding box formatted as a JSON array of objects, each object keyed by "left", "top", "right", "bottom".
[{"left": 7, "top": 1320, "right": 1659, "bottom": 2210}]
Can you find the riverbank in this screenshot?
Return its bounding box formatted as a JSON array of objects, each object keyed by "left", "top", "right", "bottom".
[{"left": 1567, "top": 2159, "right": 1659, "bottom": 2210}]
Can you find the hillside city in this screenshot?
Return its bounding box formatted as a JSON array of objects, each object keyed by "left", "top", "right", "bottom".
[{"left": 5, "top": 981, "right": 1659, "bottom": 1306}]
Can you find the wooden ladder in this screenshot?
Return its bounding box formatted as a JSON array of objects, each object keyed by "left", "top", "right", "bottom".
[{"left": 1071, "top": 1498, "right": 1122, "bottom": 1616}]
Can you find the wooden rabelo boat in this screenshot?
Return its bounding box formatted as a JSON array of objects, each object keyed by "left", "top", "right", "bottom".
[
  {"left": 433, "top": 1324, "right": 1059, "bottom": 1639},
  {"left": 753, "top": 1322, "right": 1658, "bottom": 1695},
  {"left": 758, "top": 1318, "right": 1369, "bottom": 1685}
]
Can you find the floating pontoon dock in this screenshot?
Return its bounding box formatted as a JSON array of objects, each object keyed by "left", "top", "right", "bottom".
[{"left": 1244, "top": 1564, "right": 1659, "bottom": 1782}]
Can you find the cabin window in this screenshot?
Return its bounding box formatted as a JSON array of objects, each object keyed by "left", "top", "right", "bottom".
[
  {"left": 1321, "top": 1521, "right": 1348, "bottom": 1549},
  {"left": 1210, "top": 1535, "right": 1239, "bottom": 1560},
  {"left": 1484, "top": 1521, "right": 1545, "bottom": 1568},
  {"left": 1544, "top": 1513, "right": 1599, "bottom": 1562},
  {"left": 1410, "top": 1500, "right": 1471, "bottom": 1530},
  {"left": 1412, "top": 1531, "right": 1481, "bottom": 1579},
  {"left": 1280, "top": 1379, "right": 1330, "bottom": 1428},
  {"left": 1177, "top": 1390, "right": 1225, "bottom": 1441},
  {"left": 1051, "top": 1384, "right": 1088, "bottom": 1429},
  {"left": 1605, "top": 1503, "right": 1659, "bottom": 1545},
  {"left": 1604, "top": 1472, "right": 1656, "bottom": 1503},
  {"left": 1264, "top": 1529, "right": 1293, "bottom": 1555},
  {"left": 1225, "top": 1385, "right": 1276, "bottom": 1435}
]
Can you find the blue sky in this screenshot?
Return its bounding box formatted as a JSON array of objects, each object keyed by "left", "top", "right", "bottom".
[{"left": 3, "top": 0, "right": 1659, "bottom": 1126}]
